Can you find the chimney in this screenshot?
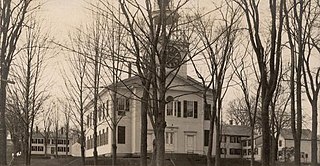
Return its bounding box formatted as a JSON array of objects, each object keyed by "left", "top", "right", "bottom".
[
  {"left": 128, "top": 62, "right": 132, "bottom": 78},
  {"left": 229, "top": 120, "right": 233, "bottom": 125}
]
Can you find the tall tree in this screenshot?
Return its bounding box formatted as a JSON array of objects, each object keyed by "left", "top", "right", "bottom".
[
  {"left": 109, "top": 1, "right": 189, "bottom": 165},
  {"left": 283, "top": 0, "right": 316, "bottom": 165},
  {"left": 302, "top": 2, "right": 320, "bottom": 164},
  {"left": 6, "top": 17, "right": 51, "bottom": 165},
  {"left": 188, "top": 2, "right": 241, "bottom": 165},
  {"left": 62, "top": 30, "right": 91, "bottom": 165},
  {"left": 0, "top": 1, "right": 34, "bottom": 164},
  {"left": 234, "top": 0, "right": 285, "bottom": 166},
  {"left": 231, "top": 44, "right": 262, "bottom": 166}
]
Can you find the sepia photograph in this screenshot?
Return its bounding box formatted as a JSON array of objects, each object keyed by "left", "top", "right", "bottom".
[{"left": 0, "top": 0, "right": 319, "bottom": 166}]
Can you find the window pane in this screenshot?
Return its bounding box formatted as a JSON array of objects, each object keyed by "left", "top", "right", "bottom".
[
  {"left": 167, "top": 102, "right": 173, "bottom": 116},
  {"left": 193, "top": 101, "right": 198, "bottom": 118},
  {"left": 177, "top": 101, "right": 181, "bottom": 117},
  {"left": 187, "top": 101, "right": 193, "bottom": 117},
  {"left": 204, "top": 104, "right": 211, "bottom": 120},
  {"left": 118, "top": 126, "right": 125, "bottom": 144},
  {"left": 204, "top": 130, "right": 209, "bottom": 146}
]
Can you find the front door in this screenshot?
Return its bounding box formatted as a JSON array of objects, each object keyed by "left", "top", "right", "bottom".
[
  {"left": 51, "top": 147, "right": 54, "bottom": 154},
  {"left": 186, "top": 135, "right": 194, "bottom": 153},
  {"left": 165, "top": 132, "right": 174, "bottom": 152}
]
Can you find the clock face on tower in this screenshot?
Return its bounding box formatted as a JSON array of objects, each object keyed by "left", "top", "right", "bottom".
[{"left": 165, "top": 46, "right": 181, "bottom": 69}]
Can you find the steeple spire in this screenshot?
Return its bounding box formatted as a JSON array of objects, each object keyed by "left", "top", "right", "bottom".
[{"left": 157, "top": 0, "right": 170, "bottom": 9}]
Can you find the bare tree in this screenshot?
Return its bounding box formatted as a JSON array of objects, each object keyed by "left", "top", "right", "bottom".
[
  {"left": 64, "top": 104, "right": 71, "bottom": 156},
  {"left": 40, "top": 108, "right": 53, "bottom": 157},
  {"left": 283, "top": 0, "right": 319, "bottom": 165},
  {"left": 230, "top": 42, "right": 261, "bottom": 166},
  {"left": 234, "top": 0, "right": 285, "bottom": 165},
  {"left": 188, "top": 2, "right": 241, "bottom": 165},
  {"left": 6, "top": 17, "right": 51, "bottom": 165},
  {"left": 0, "top": 1, "right": 34, "bottom": 164},
  {"left": 62, "top": 30, "right": 91, "bottom": 165},
  {"left": 107, "top": 1, "right": 189, "bottom": 165}
]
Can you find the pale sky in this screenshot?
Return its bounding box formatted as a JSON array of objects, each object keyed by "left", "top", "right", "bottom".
[{"left": 36, "top": 0, "right": 318, "bottom": 129}]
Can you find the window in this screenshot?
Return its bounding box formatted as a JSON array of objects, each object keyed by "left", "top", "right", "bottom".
[
  {"left": 177, "top": 101, "right": 181, "bottom": 117},
  {"left": 106, "top": 128, "right": 109, "bottom": 144},
  {"left": 38, "top": 139, "right": 43, "bottom": 144},
  {"left": 230, "top": 148, "right": 241, "bottom": 155},
  {"left": 167, "top": 101, "right": 173, "bottom": 116},
  {"left": 32, "top": 139, "right": 37, "bottom": 144},
  {"left": 89, "top": 113, "right": 92, "bottom": 126},
  {"left": 204, "top": 130, "right": 209, "bottom": 146},
  {"left": 248, "top": 149, "right": 252, "bottom": 155},
  {"left": 221, "top": 148, "right": 226, "bottom": 154},
  {"left": 204, "top": 104, "right": 211, "bottom": 120},
  {"left": 248, "top": 139, "right": 251, "bottom": 146},
  {"left": 98, "top": 105, "right": 102, "bottom": 121},
  {"left": 37, "top": 146, "right": 44, "bottom": 151},
  {"left": 230, "top": 136, "right": 240, "bottom": 143},
  {"left": 243, "top": 149, "right": 247, "bottom": 155},
  {"left": 221, "top": 136, "right": 226, "bottom": 143},
  {"left": 242, "top": 141, "right": 247, "bottom": 147},
  {"left": 167, "top": 101, "right": 181, "bottom": 117},
  {"left": 58, "top": 139, "right": 64, "bottom": 144},
  {"left": 118, "top": 126, "right": 125, "bottom": 144},
  {"left": 305, "top": 153, "right": 308, "bottom": 159},
  {"left": 183, "top": 101, "right": 198, "bottom": 118},
  {"left": 255, "top": 148, "right": 258, "bottom": 155},
  {"left": 118, "top": 98, "right": 130, "bottom": 116},
  {"left": 31, "top": 146, "right": 37, "bottom": 151},
  {"left": 165, "top": 132, "right": 174, "bottom": 145},
  {"left": 103, "top": 101, "right": 109, "bottom": 118},
  {"left": 87, "top": 115, "right": 89, "bottom": 127},
  {"left": 98, "top": 131, "right": 101, "bottom": 146},
  {"left": 279, "top": 140, "right": 282, "bottom": 147}
]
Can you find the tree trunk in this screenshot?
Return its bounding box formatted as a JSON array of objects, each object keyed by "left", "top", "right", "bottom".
[
  {"left": 250, "top": 126, "right": 255, "bottom": 166},
  {"left": 112, "top": 95, "right": 117, "bottom": 166},
  {"left": 206, "top": 105, "right": 214, "bottom": 166},
  {"left": 311, "top": 102, "right": 318, "bottom": 166},
  {"left": 80, "top": 113, "right": 86, "bottom": 165},
  {"left": 66, "top": 125, "right": 69, "bottom": 156},
  {"left": 140, "top": 90, "right": 149, "bottom": 166},
  {"left": 112, "top": 126, "right": 117, "bottom": 166},
  {"left": 24, "top": 128, "right": 30, "bottom": 165},
  {"left": 261, "top": 94, "right": 271, "bottom": 166},
  {"left": 0, "top": 80, "right": 8, "bottom": 165},
  {"left": 215, "top": 107, "right": 221, "bottom": 166}
]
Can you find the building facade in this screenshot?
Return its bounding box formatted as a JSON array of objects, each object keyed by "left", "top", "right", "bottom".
[{"left": 30, "top": 129, "right": 72, "bottom": 156}]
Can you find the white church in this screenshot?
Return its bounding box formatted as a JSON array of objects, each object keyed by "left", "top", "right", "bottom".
[{"left": 84, "top": 0, "right": 250, "bottom": 159}]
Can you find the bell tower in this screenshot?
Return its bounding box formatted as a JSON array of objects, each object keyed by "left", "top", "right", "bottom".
[{"left": 153, "top": 0, "right": 189, "bottom": 79}]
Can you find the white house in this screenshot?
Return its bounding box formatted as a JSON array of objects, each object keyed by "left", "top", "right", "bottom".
[
  {"left": 31, "top": 128, "right": 72, "bottom": 156},
  {"left": 219, "top": 125, "right": 251, "bottom": 159},
  {"left": 277, "top": 129, "right": 320, "bottom": 163}
]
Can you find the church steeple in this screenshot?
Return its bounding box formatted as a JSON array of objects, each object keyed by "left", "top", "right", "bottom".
[{"left": 153, "top": 0, "right": 189, "bottom": 79}]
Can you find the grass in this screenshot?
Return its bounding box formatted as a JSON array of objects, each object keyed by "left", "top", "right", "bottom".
[{"left": 8, "top": 155, "right": 320, "bottom": 166}]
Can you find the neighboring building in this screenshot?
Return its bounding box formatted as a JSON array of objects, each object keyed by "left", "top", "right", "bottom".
[
  {"left": 242, "top": 135, "right": 262, "bottom": 161},
  {"left": 241, "top": 129, "right": 320, "bottom": 163},
  {"left": 277, "top": 129, "right": 320, "bottom": 163},
  {"left": 31, "top": 128, "right": 72, "bottom": 156},
  {"left": 219, "top": 125, "right": 251, "bottom": 159},
  {"left": 71, "top": 142, "right": 82, "bottom": 157}
]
